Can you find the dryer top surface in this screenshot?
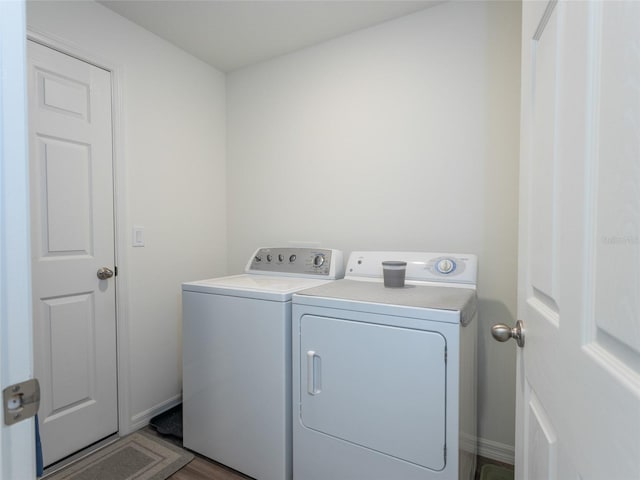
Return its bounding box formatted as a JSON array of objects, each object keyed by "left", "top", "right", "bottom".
[{"left": 294, "top": 279, "right": 477, "bottom": 324}]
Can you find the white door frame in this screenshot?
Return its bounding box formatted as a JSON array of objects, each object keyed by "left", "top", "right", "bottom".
[
  {"left": 0, "top": 1, "right": 36, "bottom": 478},
  {"left": 25, "top": 26, "right": 134, "bottom": 437}
]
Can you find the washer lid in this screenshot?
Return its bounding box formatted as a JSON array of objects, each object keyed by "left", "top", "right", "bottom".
[
  {"left": 182, "top": 274, "right": 336, "bottom": 301},
  {"left": 294, "top": 280, "right": 477, "bottom": 324}
]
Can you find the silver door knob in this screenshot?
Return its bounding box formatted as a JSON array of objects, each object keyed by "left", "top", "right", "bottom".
[
  {"left": 491, "top": 320, "right": 525, "bottom": 348},
  {"left": 97, "top": 267, "right": 114, "bottom": 280}
]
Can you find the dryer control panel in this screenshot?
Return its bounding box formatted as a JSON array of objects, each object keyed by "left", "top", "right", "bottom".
[
  {"left": 246, "top": 247, "right": 345, "bottom": 279},
  {"left": 345, "top": 251, "right": 477, "bottom": 286}
]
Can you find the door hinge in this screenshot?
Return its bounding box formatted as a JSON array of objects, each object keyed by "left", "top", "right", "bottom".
[
  {"left": 114, "top": 266, "right": 118, "bottom": 276},
  {"left": 3, "top": 379, "right": 40, "bottom": 426}
]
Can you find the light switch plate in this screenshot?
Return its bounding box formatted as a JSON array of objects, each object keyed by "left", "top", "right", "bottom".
[{"left": 133, "top": 226, "right": 145, "bottom": 247}]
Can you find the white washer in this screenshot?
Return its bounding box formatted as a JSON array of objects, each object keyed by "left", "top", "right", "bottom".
[
  {"left": 182, "top": 247, "right": 344, "bottom": 480},
  {"left": 292, "top": 251, "right": 478, "bottom": 480}
]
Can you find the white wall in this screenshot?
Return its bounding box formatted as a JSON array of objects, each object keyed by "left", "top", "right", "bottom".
[
  {"left": 26, "top": 0, "right": 520, "bottom": 459},
  {"left": 227, "top": 0, "right": 521, "bottom": 458},
  {"left": 27, "top": 1, "right": 227, "bottom": 431}
]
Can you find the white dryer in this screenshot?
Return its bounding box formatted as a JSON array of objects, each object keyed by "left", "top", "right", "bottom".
[
  {"left": 292, "top": 251, "right": 478, "bottom": 480},
  {"left": 182, "top": 247, "right": 344, "bottom": 480}
]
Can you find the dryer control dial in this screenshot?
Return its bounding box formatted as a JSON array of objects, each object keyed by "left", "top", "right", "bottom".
[
  {"left": 313, "top": 254, "right": 325, "bottom": 268},
  {"left": 436, "top": 258, "right": 456, "bottom": 274}
]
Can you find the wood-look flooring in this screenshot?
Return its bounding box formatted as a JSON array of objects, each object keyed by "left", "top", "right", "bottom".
[
  {"left": 149, "top": 426, "right": 513, "bottom": 480},
  {"left": 474, "top": 456, "right": 515, "bottom": 480},
  {"left": 168, "top": 456, "right": 251, "bottom": 480},
  {"left": 168, "top": 452, "right": 512, "bottom": 480},
  {"left": 141, "top": 427, "right": 251, "bottom": 480}
]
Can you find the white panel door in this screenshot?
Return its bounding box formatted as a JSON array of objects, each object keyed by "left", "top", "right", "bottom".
[
  {"left": 27, "top": 40, "right": 118, "bottom": 467},
  {"left": 516, "top": 1, "right": 640, "bottom": 479}
]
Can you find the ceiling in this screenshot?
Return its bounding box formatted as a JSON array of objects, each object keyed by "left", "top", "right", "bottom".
[{"left": 98, "top": 1, "right": 441, "bottom": 72}]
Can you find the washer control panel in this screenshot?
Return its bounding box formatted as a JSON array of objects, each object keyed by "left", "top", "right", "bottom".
[{"left": 247, "top": 247, "right": 344, "bottom": 279}]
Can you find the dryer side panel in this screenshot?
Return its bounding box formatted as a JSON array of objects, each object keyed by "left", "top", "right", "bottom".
[{"left": 299, "top": 314, "right": 447, "bottom": 471}]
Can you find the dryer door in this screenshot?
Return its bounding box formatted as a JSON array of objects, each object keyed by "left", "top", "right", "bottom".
[{"left": 299, "top": 314, "right": 447, "bottom": 471}]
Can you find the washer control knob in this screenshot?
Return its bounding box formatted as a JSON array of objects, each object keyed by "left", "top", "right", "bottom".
[
  {"left": 437, "top": 258, "right": 455, "bottom": 274},
  {"left": 289, "top": 254, "right": 297, "bottom": 263},
  {"left": 313, "top": 254, "right": 325, "bottom": 267},
  {"left": 278, "top": 254, "right": 284, "bottom": 262},
  {"left": 255, "top": 255, "right": 262, "bottom": 263},
  {"left": 266, "top": 254, "right": 273, "bottom": 262}
]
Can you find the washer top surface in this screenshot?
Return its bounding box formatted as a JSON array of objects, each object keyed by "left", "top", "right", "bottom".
[
  {"left": 182, "top": 274, "right": 337, "bottom": 301},
  {"left": 182, "top": 247, "right": 344, "bottom": 301}
]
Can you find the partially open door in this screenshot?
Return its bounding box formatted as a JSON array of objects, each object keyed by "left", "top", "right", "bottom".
[{"left": 505, "top": 1, "right": 640, "bottom": 478}]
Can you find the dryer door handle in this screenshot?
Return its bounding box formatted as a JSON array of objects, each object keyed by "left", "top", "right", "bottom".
[{"left": 307, "top": 351, "right": 321, "bottom": 395}]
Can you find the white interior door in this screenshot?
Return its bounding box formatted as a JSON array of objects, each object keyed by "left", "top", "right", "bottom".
[
  {"left": 515, "top": 1, "right": 640, "bottom": 478},
  {"left": 0, "top": 2, "right": 36, "bottom": 478},
  {"left": 27, "top": 40, "right": 118, "bottom": 467}
]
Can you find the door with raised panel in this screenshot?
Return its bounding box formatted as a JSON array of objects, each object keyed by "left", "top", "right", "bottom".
[
  {"left": 516, "top": 1, "right": 640, "bottom": 478},
  {"left": 28, "top": 40, "right": 118, "bottom": 467}
]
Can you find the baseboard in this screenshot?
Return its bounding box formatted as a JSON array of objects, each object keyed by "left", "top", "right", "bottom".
[
  {"left": 477, "top": 437, "right": 515, "bottom": 465},
  {"left": 129, "top": 394, "right": 182, "bottom": 432}
]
